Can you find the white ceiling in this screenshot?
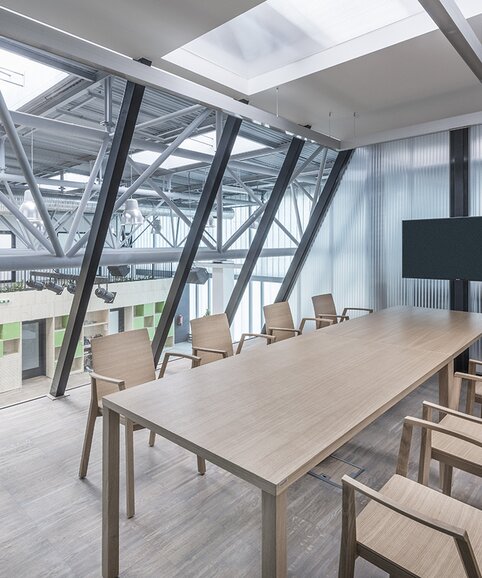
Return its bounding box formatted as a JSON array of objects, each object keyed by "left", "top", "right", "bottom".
[
  {"left": 0, "top": 0, "right": 264, "bottom": 59},
  {"left": 1, "top": 0, "right": 482, "bottom": 147}
]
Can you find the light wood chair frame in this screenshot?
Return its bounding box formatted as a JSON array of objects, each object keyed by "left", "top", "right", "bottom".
[
  {"left": 339, "top": 414, "right": 482, "bottom": 578},
  {"left": 312, "top": 293, "right": 373, "bottom": 326},
  {"left": 79, "top": 349, "right": 202, "bottom": 519},
  {"left": 462, "top": 358, "right": 482, "bottom": 417},
  {"left": 264, "top": 301, "right": 334, "bottom": 342},
  {"left": 418, "top": 399, "right": 482, "bottom": 496},
  {"left": 266, "top": 316, "right": 334, "bottom": 340},
  {"left": 191, "top": 332, "right": 276, "bottom": 361},
  {"left": 191, "top": 312, "right": 276, "bottom": 362}
]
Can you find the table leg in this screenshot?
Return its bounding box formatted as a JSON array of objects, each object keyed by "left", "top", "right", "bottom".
[
  {"left": 102, "top": 406, "right": 120, "bottom": 578},
  {"left": 262, "top": 490, "right": 287, "bottom": 578},
  {"left": 438, "top": 359, "right": 455, "bottom": 409}
]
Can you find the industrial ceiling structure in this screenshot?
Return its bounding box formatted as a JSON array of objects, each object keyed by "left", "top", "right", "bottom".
[
  {"left": 1, "top": 0, "right": 481, "bottom": 148},
  {"left": 0, "top": 36, "right": 337, "bottom": 272}
]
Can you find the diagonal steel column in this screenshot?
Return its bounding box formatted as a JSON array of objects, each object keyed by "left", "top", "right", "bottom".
[
  {"left": 225, "top": 138, "right": 305, "bottom": 325},
  {"left": 152, "top": 115, "right": 242, "bottom": 365},
  {"left": 50, "top": 60, "right": 150, "bottom": 398},
  {"left": 0, "top": 90, "right": 64, "bottom": 256},
  {"left": 274, "top": 149, "right": 354, "bottom": 305}
]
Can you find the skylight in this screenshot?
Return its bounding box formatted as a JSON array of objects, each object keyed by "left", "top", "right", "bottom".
[
  {"left": 131, "top": 131, "right": 267, "bottom": 171},
  {"left": 0, "top": 47, "right": 67, "bottom": 110},
  {"left": 164, "top": 0, "right": 482, "bottom": 94}
]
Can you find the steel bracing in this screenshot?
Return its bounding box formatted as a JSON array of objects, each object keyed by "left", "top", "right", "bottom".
[
  {"left": 50, "top": 60, "right": 150, "bottom": 398},
  {"left": 0, "top": 35, "right": 343, "bottom": 390}
]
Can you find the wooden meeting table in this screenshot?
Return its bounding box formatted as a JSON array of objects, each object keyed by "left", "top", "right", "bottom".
[{"left": 102, "top": 306, "right": 482, "bottom": 577}]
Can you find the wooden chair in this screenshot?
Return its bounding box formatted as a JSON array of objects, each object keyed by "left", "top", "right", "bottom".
[
  {"left": 418, "top": 398, "right": 482, "bottom": 497},
  {"left": 461, "top": 358, "right": 482, "bottom": 417},
  {"left": 312, "top": 293, "right": 373, "bottom": 328},
  {"left": 339, "top": 415, "right": 482, "bottom": 578},
  {"left": 190, "top": 312, "right": 275, "bottom": 365},
  {"left": 79, "top": 328, "right": 203, "bottom": 518},
  {"left": 263, "top": 301, "right": 331, "bottom": 343}
]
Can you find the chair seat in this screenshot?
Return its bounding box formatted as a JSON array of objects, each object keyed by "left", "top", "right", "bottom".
[
  {"left": 431, "top": 414, "right": 482, "bottom": 475},
  {"left": 356, "top": 474, "right": 482, "bottom": 578}
]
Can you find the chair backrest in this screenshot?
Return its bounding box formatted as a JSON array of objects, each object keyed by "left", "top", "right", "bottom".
[
  {"left": 190, "top": 312, "right": 234, "bottom": 365},
  {"left": 91, "top": 328, "right": 156, "bottom": 400},
  {"left": 263, "top": 301, "right": 295, "bottom": 342},
  {"left": 312, "top": 293, "right": 338, "bottom": 324}
]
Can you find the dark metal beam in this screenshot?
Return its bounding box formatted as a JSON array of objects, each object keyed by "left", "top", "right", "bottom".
[
  {"left": 152, "top": 115, "right": 242, "bottom": 366},
  {"left": 225, "top": 138, "right": 304, "bottom": 325},
  {"left": 274, "top": 149, "right": 354, "bottom": 305},
  {"left": 49, "top": 59, "right": 150, "bottom": 398},
  {"left": 449, "top": 128, "right": 469, "bottom": 372}
]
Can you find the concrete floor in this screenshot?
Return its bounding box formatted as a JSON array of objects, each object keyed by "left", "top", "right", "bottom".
[{"left": 0, "top": 368, "right": 480, "bottom": 577}]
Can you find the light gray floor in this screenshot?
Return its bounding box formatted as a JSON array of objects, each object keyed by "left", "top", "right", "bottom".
[{"left": 0, "top": 375, "right": 480, "bottom": 577}]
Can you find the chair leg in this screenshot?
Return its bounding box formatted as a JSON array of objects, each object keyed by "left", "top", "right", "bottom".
[
  {"left": 79, "top": 401, "right": 98, "bottom": 479},
  {"left": 125, "top": 419, "right": 135, "bottom": 519},
  {"left": 148, "top": 430, "right": 156, "bottom": 447},
  {"left": 339, "top": 482, "right": 357, "bottom": 578},
  {"left": 197, "top": 455, "right": 206, "bottom": 475},
  {"left": 440, "top": 464, "right": 453, "bottom": 496}
]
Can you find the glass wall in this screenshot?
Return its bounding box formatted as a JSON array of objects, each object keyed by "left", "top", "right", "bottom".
[{"left": 291, "top": 132, "right": 451, "bottom": 321}]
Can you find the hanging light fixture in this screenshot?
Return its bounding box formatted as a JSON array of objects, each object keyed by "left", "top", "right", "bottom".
[
  {"left": 121, "top": 198, "right": 144, "bottom": 226},
  {"left": 19, "top": 190, "right": 42, "bottom": 224},
  {"left": 206, "top": 215, "right": 216, "bottom": 229}
]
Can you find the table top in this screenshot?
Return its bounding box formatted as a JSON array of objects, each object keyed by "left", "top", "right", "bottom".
[{"left": 103, "top": 307, "right": 482, "bottom": 495}]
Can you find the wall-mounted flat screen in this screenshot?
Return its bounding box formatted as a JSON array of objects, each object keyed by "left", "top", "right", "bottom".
[{"left": 402, "top": 216, "right": 482, "bottom": 281}]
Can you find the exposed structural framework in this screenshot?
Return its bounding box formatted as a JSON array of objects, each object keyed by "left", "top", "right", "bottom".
[
  {"left": 50, "top": 62, "right": 150, "bottom": 398},
  {"left": 274, "top": 149, "right": 354, "bottom": 304},
  {"left": 0, "top": 36, "right": 341, "bottom": 394},
  {"left": 225, "top": 137, "right": 305, "bottom": 325},
  {"left": 152, "top": 115, "right": 242, "bottom": 365}
]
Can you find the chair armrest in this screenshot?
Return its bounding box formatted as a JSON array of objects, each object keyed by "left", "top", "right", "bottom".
[
  {"left": 422, "top": 401, "right": 482, "bottom": 424},
  {"left": 315, "top": 313, "right": 350, "bottom": 321},
  {"left": 299, "top": 317, "right": 328, "bottom": 332},
  {"left": 267, "top": 326, "right": 301, "bottom": 335},
  {"left": 342, "top": 475, "right": 474, "bottom": 542},
  {"left": 90, "top": 372, "right": 125, "bottom": 391},
  {"left": 404, "top": 416, "right": 482, "bottom": 448},
  {"left": 192, "top": 346, "right": 228, "bottom": 358},
  {"left": 158, "top": 351, "right": 201, "bottom": 378},
  {"left": 341, "top": 307, "right": 373, "bottom": 316},
  {"left": 316, "top": 316, "right": 334, "bottom": 325},
  {"left": 236, "top": 333, "right": 276, "bottom": 354},
  {"left": 455, "top": 371, "right": 482, "bottom": 382}
]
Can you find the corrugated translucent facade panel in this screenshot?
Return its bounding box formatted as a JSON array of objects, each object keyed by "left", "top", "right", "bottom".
[
  {"left": 469, "top": 125, "right": 482, "bottom": 357},
  {"left": 291, "top": 133, "right": 450, "bottom": 323}
]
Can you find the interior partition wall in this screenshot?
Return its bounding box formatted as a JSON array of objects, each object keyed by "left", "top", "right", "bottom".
[{"left": 291, "top": 131, "right": 451, "bottom": 322}]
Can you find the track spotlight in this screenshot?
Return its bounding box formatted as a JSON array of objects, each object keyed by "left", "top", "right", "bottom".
[
  {"left": 26, "top": 279, "right": 45, "bottom": 291},
  {"left": 95, "top": 286, "right": 116, "bottom": 304},
  {"left": 66, "top": 282, "right": 76, "bottom": 294},
  {"left": 45, "top": 280, "right": 64, "bottom": 295}
]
